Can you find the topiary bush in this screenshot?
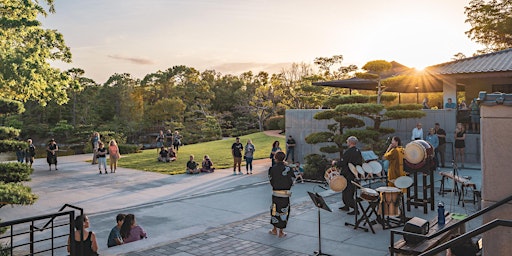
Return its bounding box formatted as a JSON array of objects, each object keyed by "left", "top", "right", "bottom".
[
  {"left": 118, "top": 144, "right": 141, "bottom": 154},
  {"left": 303, "top": 154, "right": 331, "bottom": 181},
  {"left": 265, "top": 115, "right": 284, "bottom": 131},
  {"left": 0, "top": 163, "right": 33, "bottom": 183}
]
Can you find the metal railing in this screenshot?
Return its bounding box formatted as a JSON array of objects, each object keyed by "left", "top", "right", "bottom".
[
  {"left": 390, "top": 194, "right": 512, "bottom": 255},
  {"left": 0, "top": 204, "right": 83, "bottom": 256}
]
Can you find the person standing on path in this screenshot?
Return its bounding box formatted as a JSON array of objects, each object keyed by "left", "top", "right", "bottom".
[
  {"left": 268, "top": 151, "right": 294, "bottom": 238},
  {"left": 46, "top": 139, "right": 58, "bottom": 171},
  {"left": 231, "top": 137, "right": 243, "bottom": 175},
  {"left": 244, "top": 139, "right": 255, "bottom": 174},
  {"left": 97, "top": 142, "right": 108, "bottom": 174},
  {"left": 454, "top": 123, "right": 466, "bottom": 168},
  {"left": 25, "top": 139, "right": 36, "bottom": 168},
  {"left": 435, "top": 123, "right": 447, "bottom": 168},
  {"left": 285, "top": 135, "right": 296, "bottom": 162},
  {"left": 270, "top": 141, "right": 281, "bottom": 167},
  {"left": 109, "top": 139, "right": 121, "bottom": 173}
]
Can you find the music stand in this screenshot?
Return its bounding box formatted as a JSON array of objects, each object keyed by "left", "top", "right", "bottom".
[{"left": 308, "top": 191, "right": 332, "bottom": 256}]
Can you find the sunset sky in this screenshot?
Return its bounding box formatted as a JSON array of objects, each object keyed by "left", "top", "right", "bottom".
[{"left": 42, "top": 0, "right": 482, "bottom": 83}]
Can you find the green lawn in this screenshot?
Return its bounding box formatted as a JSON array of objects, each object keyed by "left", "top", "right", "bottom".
[{"left": 117, "top": 132, "right": 285, "bottom": 175}]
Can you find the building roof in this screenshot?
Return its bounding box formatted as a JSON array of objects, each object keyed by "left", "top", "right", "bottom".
[{"left": 427, "top": 48, "right": 512, "bottom": 75}]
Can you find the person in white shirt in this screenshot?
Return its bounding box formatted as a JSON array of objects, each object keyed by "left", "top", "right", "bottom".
[{"left": 411, "top": 123, "right": 424, "bottom": 140}]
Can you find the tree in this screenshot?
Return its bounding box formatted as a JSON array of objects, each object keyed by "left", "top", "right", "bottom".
[
  {"left": 0, "top": 0, "right": 72, "bottom": 105},
  {"left": 465, "top": 0, "right": 512, "bottom": 52},
  {"left": 356, "top": 60, "right": 393, "bottom": 104}
]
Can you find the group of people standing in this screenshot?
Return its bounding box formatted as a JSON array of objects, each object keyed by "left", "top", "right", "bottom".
[
  {"left": 156, "top": 130, "right": 182, "bottom": 152},
  {"left": 91, "top": 132, "right": 121, "bottom": 174},
  {"left": 15, "top": 138, "right": 37, "bottom": 168},
  {"left": 411, "top": 122, "right": 466, "bottom": 168}
]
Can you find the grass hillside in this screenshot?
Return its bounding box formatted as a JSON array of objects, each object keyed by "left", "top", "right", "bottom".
[{"left": 118, "top": 132, "right": 285, "bottom": 175}]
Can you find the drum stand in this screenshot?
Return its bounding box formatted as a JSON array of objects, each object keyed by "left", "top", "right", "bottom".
[
  {"left": 344, "top": 183, "right": 379, "bottom": 234},
  {"left": 379, "top": 193, "right": 407, "bottom": 230},
  {"left": 308, "top": 192, "right": 332, "bottom": 256}
]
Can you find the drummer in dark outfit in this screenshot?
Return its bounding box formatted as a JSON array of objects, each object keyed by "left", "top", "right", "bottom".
[
  {"left": 337, "top": 136, "right": 363, "bottom": 215},
  {"left": 268, "top": 151, "right": 295, "bottom": 238}
]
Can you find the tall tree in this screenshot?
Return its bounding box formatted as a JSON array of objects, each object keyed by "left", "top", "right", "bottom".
[
  {"left": 0, "top": 0, "right": 72, "bottom": 105},
  {"left": 465, "top": 0, "right": 512, "bottom": 52},
  {"left": 356, "top": 60, "right": 392, "bottom": 104}
]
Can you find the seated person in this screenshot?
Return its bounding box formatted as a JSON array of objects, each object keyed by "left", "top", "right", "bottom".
[
  {"left": 168, "top": 147, "right": 177, "bottom": 162},
  {"left": 157, "top": 147, "right": 170, "bottom": 162},
  {"left": 200, "top": 155, "right": 215, "bottom": 173},
  {"left": 292, "top": 162, "right": 304, "bottom": 184},
  {"left": 186, "top": 155, "right": 200, "bottom": 174}
]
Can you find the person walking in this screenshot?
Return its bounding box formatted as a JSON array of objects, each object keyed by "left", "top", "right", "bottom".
[
  {"left": 46, "top": 139, "right": 58, "bottom": 171},
  {"left": 337, "top": 136, "right": 363, "bottom": 215},
  {"left": 268, "top": 151, "right": 294, "bottom": 238},
  {"left": 231, "top": 137, "right": 243, "bottom": 175},
  {"left": 435, "top": 123, "right": 447, "bottom": 168},
  {"left": 109, "top": 140, "right": 121, "bottom": 173},
  {"left": 244, "top": 139, "right": 255, "bottom": 174},
  {"left": 285, "top": 135, "right": 296, "bottom": 162}
]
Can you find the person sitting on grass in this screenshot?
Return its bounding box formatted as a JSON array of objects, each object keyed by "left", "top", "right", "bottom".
[
  {"left": 292, "top": 162, "right": 305, "bottom": 184},
  {"left": 157, "top": 146, "right": 170, "bottom": 162},
  {"left": 186, "top": 155, "right": 200, "bottom": 174},
  {"left": 200, "top": 155, "right": 215, "bottom": 173},
  {"left": 168, "top": 147, "right": 177, "bottom": 162}
]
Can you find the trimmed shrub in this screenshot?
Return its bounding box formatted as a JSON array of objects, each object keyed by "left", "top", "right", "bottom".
[
  {"left": 0, "top": 163, "right": 33, "bottom": 183},
  {"left": 118, "top": 144, "right": 140, "bottom": 154},
  {"left": 303, "top": 154, "right": 331, "bottom": 181},
  {"left": 265, "top": 115, "right": 284, "bottom": 130}
]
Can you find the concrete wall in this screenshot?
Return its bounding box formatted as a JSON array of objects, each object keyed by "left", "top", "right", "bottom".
[
  {"left": 480, "top": 104, "right": 512, "bottom": 256},
  {"left": 285, "top": 109, "right": 480, "bottom": 164}
]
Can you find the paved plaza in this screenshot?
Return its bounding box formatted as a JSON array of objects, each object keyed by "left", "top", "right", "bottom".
[{"left": 0, "top": 153, "right": 483, "bottom": 256}]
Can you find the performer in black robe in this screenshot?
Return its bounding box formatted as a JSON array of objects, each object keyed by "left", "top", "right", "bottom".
[
  {"left": 338, "top": 136, "right": 363, "bottom": 215},
  {"left": 268, "top": 151, "right": 294, "bottom": 238}
]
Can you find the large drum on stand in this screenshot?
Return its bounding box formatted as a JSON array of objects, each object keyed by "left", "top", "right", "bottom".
[
  {"left": 404, "top": 140, "right": 434, "bottom": 170},
  {"left": 324, "top": 167, "right": 347, "bottom": 192}
]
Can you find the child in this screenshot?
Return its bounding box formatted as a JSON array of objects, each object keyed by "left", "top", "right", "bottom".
[
  {"left": 97, "top": 142, "right": 108, "bottom": 174},
  {"left": 186, "top": 155, "right": 199, "bottom": 174},
  {"left": 293, "top": 162, "right": 305, "bottom": 184},
  {"left": 200, "top": 155, "right": 215, "bottom": 173}
]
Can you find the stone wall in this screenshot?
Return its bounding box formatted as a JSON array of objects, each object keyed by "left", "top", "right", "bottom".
[{"left": 285, "top": 109, "right": 481, "bottom": 164}]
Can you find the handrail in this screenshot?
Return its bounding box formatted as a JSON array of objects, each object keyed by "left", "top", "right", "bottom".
[
  {"left": 33, "top": 203, "right": 83, "bottom": 231},
  {"left": 392, "top": 194, "right": 512, "bottom": 240},
  {"left": 419, "top": 219, "right": 512, "bottom": 256}
]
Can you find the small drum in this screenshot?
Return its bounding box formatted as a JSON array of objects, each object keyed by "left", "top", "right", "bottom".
[
  {"left": 356, "top": 165, "right": 365, "bottom": 176},
  {"left": 362, "top": 163, "right": 373, "bottom": 174},
  {"left": 368, "top": 160, "right": 383, "bottom": 174},
  {"left": 324, "top": 167, "right": 347, "bottom": 192},
  {"left": 360, "top": 188, "right": 379, "bottom": 202},
  {"left": 348, "top": 163, "right": 358, "bottom": 177},
  {"left": 394, "top": 176, "right": 414, "bottom": 189},
  {"left": 376, "top": 186, "right": 402, "bottom": 217},
  {"left": 404, "top": 140, "right": 434, "bottom": 169}
]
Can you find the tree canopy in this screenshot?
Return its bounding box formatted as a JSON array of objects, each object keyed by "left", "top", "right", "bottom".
[
  {"left": 465, "top": 0, "right": 512, "bottom": 52},
  {"left": 0, "top": 0, "right": 71, "bottom": 105}
]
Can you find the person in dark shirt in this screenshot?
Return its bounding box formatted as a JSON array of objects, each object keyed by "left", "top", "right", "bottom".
[
  {"left": 337, "top": 136, "right": 363, "bottom": 215},
  {"left": 268, "top": 151, "right": 294, "bottom": 238},
  {"left": 158, "top": 147, "right": 170, "bottom": 162},
  {"left": 231, "top": 137, "right": 243, "bottom": 175},
  {"left": 25, "top": 139, "right": 36, "bottom": 168},
  {"left": 285, "top": 135, "right": 296, "bottom": 162},
  {"left": 434, "top": 123, "right": 447, "bottom": 168},
  {"left": 186, "top": 155, "right": 199, "bottom": 174}
]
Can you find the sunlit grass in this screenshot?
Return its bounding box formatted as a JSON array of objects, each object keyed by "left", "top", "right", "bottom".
[{"left": 117, "top": 132, "right": 285, "bottom": 175}]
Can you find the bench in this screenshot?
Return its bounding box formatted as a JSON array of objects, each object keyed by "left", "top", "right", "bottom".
[
  {"left": 390, "top": 213, "right": 465, "bottom": 256},
  {"left": 439, "top": 172, "right": 478, "bottom": 207}
]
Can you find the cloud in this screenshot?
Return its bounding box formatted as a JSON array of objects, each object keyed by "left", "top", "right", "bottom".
[{"left": 107, "top": 54, "right": 154, "bottom": 65}]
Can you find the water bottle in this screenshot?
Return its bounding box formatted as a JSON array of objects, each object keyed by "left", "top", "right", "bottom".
[{"left": 437, "top": 201, "right": 445, "bottom": 226}]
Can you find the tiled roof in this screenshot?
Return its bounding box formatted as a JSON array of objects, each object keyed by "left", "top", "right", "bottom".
[{"left": 427, "top": 48, "right": 512, "bottom": 75}]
